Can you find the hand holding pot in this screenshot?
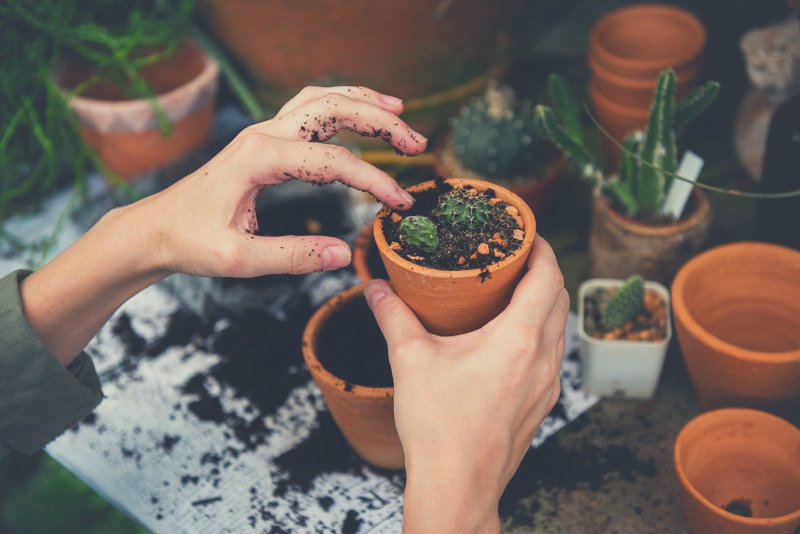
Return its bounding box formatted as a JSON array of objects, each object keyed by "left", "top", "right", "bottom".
[{"left": 364, "top": 236, "right": 569, "bottom": 533}]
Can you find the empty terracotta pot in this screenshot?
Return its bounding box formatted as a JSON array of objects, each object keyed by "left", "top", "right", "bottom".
[
  {"left": 58, "top": 40, "right": 219, "bottom": 180},
  {"left": 302, "top": 284, "right": 403, "bottom": 469},
  {"left": 674, "top": 408, "right": 800, "bottom": 533},
  {"left": 671, "top": 242, "right": 800, "bottom": 415},
  {"left": 588, "top": 188, "right": 712, "bottom": 284},
  {"left": 374, "top": 178, "right": 536, "bottom": 336},
  {"left": 589, "top": 4, "right": 706, "bottom": 81}
]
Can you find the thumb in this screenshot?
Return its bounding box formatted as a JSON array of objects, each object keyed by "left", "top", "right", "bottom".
[{"left": 364, "top": 279, "right": 427, "bottom": 351}]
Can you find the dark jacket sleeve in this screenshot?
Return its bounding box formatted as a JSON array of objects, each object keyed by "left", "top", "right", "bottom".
[{"left": 0, "top": 270, "right": 103, "bottom": 457}]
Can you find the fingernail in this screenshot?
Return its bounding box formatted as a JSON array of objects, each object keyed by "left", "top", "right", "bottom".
[
  {"left": 380, "top": 94, "right": 403, "bottom": 106},
  {"left": 364, "top": 280, "right": 390, "bottom": 309},
  {"left": 399, "top": 189, "right": 416, "bottom": 208},
  {"left": 321, "top": 245, "right": 351, "bottom": 270}
]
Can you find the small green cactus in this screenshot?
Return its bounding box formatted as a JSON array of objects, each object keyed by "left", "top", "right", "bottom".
[
  {"left": 399, "top": 215, "right": 439, "bottom": 254},
  {"left": 449, "top": 80, "right": 549, "bottom": 179},
  {"left": 534, "top": 69, "right": 720, "bottom": 219},
  {"left": 435, "top": 188, "right": 493, "bottom": 232},
  {"left": 601, "top": 276, "right": 645, "bottom": 330}
]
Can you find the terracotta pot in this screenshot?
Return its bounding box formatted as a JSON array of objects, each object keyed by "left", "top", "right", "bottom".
[
  {"left": 301, "top": 284, "right": 403, "bottom": 469},
  {"left": 674, "top": 408, "right": 800, "bottom": 533},
  {"left": 588, "top": 188, "right": 712, "bottom": 284},
  {"left": 199, "top": 0, "right": 519, "bottom": 139},
  {"left": 589, "top": 4, "right": 706, "bottom": 81},
  {"left": 58, "top": 40, "right": 219, "bottom": 180},
  {"left": 433, "top": 135, "right": 566, "bottom": 216},
  {"left": 589, "top": 52, "right": 699, "bottom": 109},
  {"left": 374, "top": 178, "right": 536, "bottom": 336},
  {"left": 671, "top": 242, "right": 800, "bottom": 415},
  {"left": 353, "top": 220, "right": 388, "bottom": 283}
]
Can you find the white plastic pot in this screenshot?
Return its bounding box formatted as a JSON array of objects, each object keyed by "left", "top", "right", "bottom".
[{"left": 578, "top": 278, "right": 672, "bottom": 399}]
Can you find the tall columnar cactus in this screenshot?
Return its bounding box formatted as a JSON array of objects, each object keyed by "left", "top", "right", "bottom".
[
  {"left": 435, "top": 188, "right": 493, "bottom": 231},
  {"left": 449, "top": 80, "right": 548, "bottom": 178},
  {"left": 601, "top": 275, "right": 645, "bottom": 330},
  {"left": 399, "top": 215, "right": 439, "bottom": 254},
  {"left": 533, "top": 69, "right": 720, "bottom": 218}
]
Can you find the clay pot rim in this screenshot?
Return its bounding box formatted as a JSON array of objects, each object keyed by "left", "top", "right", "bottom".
[
  {"left": 588, "top": 52, "right": 700, "bottom": 91},
  {"left": 593, "top": 188, "right": 712, "bottom": 237},
  {"left": 373, "top": 178, "right": 536, "bottom": 279},
  {"left": 590, "top": 4, "right": 706, "bottom": 73},
  {"left": 673, "top": 407, "right": 800, "bottom": 525},
  {"left": 352, "top": 222, "right": 377, "bottom": 283},
  {"left": 577, "top": 278, "right": 672, "bottom": 347},
  {"left": 589, "top": 79, "right": 650, "bottom": 119},
  {"left": 60, "top": 39, "right": 219, "bottom": 115},
  {"left": 301, "top": 283, "right": 394, "bottom": 398},
  {"left": 671, "top": 241, "right": 800, "bottom": 362}
]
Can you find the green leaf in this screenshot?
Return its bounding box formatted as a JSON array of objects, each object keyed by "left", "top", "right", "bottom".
[{"left": 547, "top": 73, "right": 583, "bottom": 144}]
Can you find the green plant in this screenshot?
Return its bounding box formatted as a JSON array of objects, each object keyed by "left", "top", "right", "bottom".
[
  {"left": 601, "top": 275, "right": 645, "bottom": 330},
  {"left": 399, "top": 215, "right": 439, "bottom": 254},
  {"left": 448, "top": 80, "right": 553, "bottom": 180},
  {"left": 534, "top": 69, "right": 720, "bottom": 219},
  {"left": 435, "top": 188, "right": 493, "bottom": 231}
]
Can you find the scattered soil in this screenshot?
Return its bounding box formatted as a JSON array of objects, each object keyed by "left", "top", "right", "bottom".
[
  {"left": 380, "top": 178, "right": 524, "bottom": 271},
  {"left": 724, "top": 499, "right": 753, "bottom": 517},
  {"left": 316, "top": 296, "right": 392, "bottom": 388},
  {"left": 583, "top": 287, "right": 667, "bottom": 341}
]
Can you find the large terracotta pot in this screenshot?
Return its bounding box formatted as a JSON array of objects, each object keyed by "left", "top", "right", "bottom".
[
  {"left": 353, "top": 220, "right": 388, "bottom": 283},
  {"left": 588, "top": 188, "right": 712, "bottom": 284},
  {"left": 589, "top": 4, "right": 706, "bottom": 81},
  {"left": 671, "top": 242, "right": 800, "bottom": 415},
  {"left": 301, "top": 284, "right": 403, "bottom": 469},
  {"left": 434, "top": 136, "right": 566, "bottom": 216},
  {"left": 198, "top": 0, "right": 519, "bottom": 138},
  {"left": 674, "top": 408, "right": 800, "bottom": 533},
  {"left": 58, "top": 40, "right": 219, "bottom": 180},
  {"left": 374, "top": 178, "right": 536, "bottom": 336}
]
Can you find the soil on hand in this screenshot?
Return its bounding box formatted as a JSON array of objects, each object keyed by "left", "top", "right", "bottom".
[
  {"left": 380, "top": 178, "right": 523, "bottom": 271},
  {"left": 316, "top": 296, "right": 392, "bottom": 389},
  {"left": 583, "top": 287, "right": 667, "bottom": 341}
]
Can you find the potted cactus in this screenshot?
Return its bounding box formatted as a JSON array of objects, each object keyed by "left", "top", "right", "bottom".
[
  {"left": 434, "top": 80, "right": 564, "bottom": 214},
  {"left": 578, "top": 275, "right": 672, "bottom": 399},
  {"left": 374, "top": 177, "right": 536, "bottom": 336},
  {"left": 535, "top": 69, "right": 720, "bottom": 283}
]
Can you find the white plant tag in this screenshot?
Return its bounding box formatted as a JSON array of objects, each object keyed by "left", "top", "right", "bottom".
[{"left": 662, "top": 150, "right": 704, "bottom": 219}]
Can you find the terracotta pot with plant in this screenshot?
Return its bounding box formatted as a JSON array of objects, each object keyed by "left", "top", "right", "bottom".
[
  {"left": 674, "top": 408, "right": 800, "bottom": 533},
  {"left": 578, "top": 275, "right": 671, "bottom": 399},
  {"left": 302, "top": 284, "right": 402, "bottom": 469},
  {"left": 434, "top": 80, "right": 564, "bottom": 215},
  {"left": 535, "top": 69, "right": 719, "bottom": 284},
  {"left": 374, "top": 178, "right": 535, "bottom": 336},
  {"left": 671, "top": 241, "right": 800, "bottom": 415}
]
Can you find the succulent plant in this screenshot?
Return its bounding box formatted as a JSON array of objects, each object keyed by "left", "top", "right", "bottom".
[
  {"left": 601, "top": 275, "right": 645, "bottom": 330},
  {"left": 399, "top": 215, "right": 439, "bottom": 254},
  {"left": 448, "top": 80, "right": 549, "bottom": 179},
  {"left": 534, "top": 69, "right": 720, "bottom": 218},
  {"left": 435, "top": 188, "right": 493, "bottom": 232}
]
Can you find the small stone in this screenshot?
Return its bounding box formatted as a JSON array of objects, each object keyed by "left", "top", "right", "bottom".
[
  {"left": 458, "top": 256, "right": 466, "bottom": 265},
  {"left": 489, "top": 198, "right": 502, "bottom": 205},
  {"left": 513, "top": 229, "right": 525, "bottom": 240},
  {"left": 391, "top": 213, "right": 403, "bottom": 223},
  {"left": 493, "top": 249, "right": 506, "bottom": 259},
  {"left": 390, "top": 241, "right": 401, "bottom": 251},
  {"left": 469, "top": 252, "right": 478, "bottom": 260},
  {"left": 513, "top": 215, "right": 525, "bottom": 229},
  {"left": 477, "top": 243, "right": 490, "bottom": 255},
  {"left": 407, "top": 255, "right": 425, "bottom": 261},
  {"left": 505, "top": 206, "right": 519, "bottom": 217}
]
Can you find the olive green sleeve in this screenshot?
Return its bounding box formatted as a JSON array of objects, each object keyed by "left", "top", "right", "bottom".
[{"left": 0, "top": 270, "right": 103, "bottom": 457}]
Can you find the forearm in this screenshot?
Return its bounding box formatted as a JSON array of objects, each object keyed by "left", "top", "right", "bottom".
[{"left": 19, "top": 203, "right": 166, "bottom": 366}]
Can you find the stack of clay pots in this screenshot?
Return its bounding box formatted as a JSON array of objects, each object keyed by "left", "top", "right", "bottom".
[{"left": 588, "top": 4, "right": 706, "bottom": 166}]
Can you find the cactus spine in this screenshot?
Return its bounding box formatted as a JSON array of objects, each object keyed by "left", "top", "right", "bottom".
[
  {"left": 436, "top": 188, "right": 493, "bottom": 231},
  {"left": 534, "top": 69, "right": 720, "bottom": 218},
  {"left": 601, "top": 275, "right": 645, "bottom": 330},
  {"left": 399, "top": 216, "right": 439, "bottom": 254}
]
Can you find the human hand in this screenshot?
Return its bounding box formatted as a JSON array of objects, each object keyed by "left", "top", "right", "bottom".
[
  {"left": 364, "top": 236, "right": 569, "bottom": 533},
  {"left": 125, "top": 86, "right": 427, "bottom": 279}
]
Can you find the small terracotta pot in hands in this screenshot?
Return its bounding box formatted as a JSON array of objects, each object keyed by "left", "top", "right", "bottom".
[
  {"left": 302, "top": 284, "right": 403, "bottom": 469},
  {"left": 674, "top": 408, "right": 800, "bottom": 533},
  {"left": 374, "top": 178, "right": 536, "bottom": 336},
  {"left": 671, "top": 242, "right": 800, "bottom": 415}
]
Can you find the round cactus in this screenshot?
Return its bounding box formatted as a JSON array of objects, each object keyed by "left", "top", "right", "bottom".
[
  {"left": 435, "top": 188, "right": 493, "bottom": 232},
  {"left": 449, "top": 80, "right": 547, "bottom": 179},
  {"left": 399, "top": 215, "right": 439, "bottom": 254}
]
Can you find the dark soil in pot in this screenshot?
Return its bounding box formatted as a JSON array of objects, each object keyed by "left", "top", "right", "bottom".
[
  {"left": 316, "top": 296, "right": 392, "bottom": 388},
  {"left": 380, "top": 178, "right": 523, "bottom": 271}
]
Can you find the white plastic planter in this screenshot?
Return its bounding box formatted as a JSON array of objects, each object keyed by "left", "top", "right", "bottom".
[{"left": 578, "top": 278, "right": 672, "bottom": 399}]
